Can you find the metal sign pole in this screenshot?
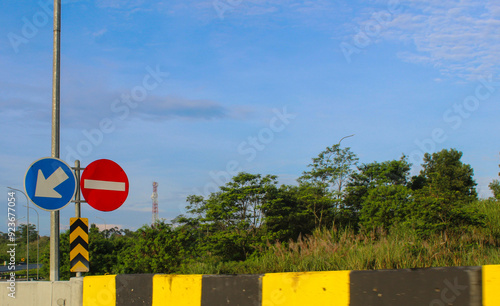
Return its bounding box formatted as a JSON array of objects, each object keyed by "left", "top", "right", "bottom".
[
  {"left": 26, "top": 200, "right": 29, "bottom": 280},
  {"left": 74, "top": 160, "right": 81, "bottom": 218},
  {"left": 50, "top": 0, "right": 62, "bottom": 282},
  {"left": 70, "top": 161, "right": 90, "bottom": 275},
  {"left": 74, "top": 160, "right": 82, "bottom": 277}
]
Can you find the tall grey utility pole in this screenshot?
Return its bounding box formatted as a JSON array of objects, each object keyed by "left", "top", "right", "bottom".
[{"left": 50, "top": 0, "right": 62, "bottom": 281}]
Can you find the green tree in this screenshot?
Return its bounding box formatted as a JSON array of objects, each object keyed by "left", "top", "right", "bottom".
[
  {"left": 0, "top": 232, "right": 9, "bottom": 263},
  {"left": 410, "top": 149, "right": 483, "bottom": 234},
  {"left": 173, "top": 195, "right": 212, "bottom": 265},
  {"left": 117, "top": 222, "right": 182, "bottom": 274},
  {"left": 177, "top": 172, "right": 279, "bottom": 261},
  {"left": 17, "top": 223, "right": 38, "bottom": 242},
  {"left": 359, "top": 185, "right": 412, "bottom": 232},
  {"left": 0, "top": 231, "right": 7, "bottom": 242},
  {"left": 413, "top": 149, "right": 477, "bottom": 201},
  {"left": 87, "top": 224, "right": 127, "bottom": 274},
  {"left": 202, "top": 173, "right": 277, "bottom": 230},
  {"left": 344, "top": 155, "right": 412, "bottom": 223},
  {"left": 204, "top": 173, "right": 278, "bottom": 260},
  {"left": 262, "top": 184, "right": 334, "bottom": 241},
  {"left": 490, "top": 180, "right": 500, "bottom": 200},
  {"left": 299, "top": 144, "right": 358, "bottom": 200},
  {"left": 489, "top": 160, "right": 500, "bottom": 200}
]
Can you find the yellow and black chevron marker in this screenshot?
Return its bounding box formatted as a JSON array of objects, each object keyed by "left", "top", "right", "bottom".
[{"left": 70, "top": 217, "right": 89, "bottom": 273}]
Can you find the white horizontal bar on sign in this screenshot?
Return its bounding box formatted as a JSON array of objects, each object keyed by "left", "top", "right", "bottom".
[{"left": 84, "top": 179, "right": 126, "bottom": 191}]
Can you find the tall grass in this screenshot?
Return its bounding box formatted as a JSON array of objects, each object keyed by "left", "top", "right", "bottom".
[{"left": 179, "top": 199, "right": 500, "bottom": 274}]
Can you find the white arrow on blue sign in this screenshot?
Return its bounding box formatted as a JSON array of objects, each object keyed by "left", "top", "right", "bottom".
[{"left": 24, "top": 157, "right": 77, "bottom": 211}]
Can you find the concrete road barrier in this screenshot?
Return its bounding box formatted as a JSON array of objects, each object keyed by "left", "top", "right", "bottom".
[{"left": 1, "top": 265, "right": 500, "bottom": 305}]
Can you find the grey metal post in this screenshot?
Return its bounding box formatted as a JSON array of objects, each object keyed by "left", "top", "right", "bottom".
[
  {"left": 7, "top": 187, "right": 31, "bottom": 280},
  {"left": 25, "top": 206, "right": 39, "bottom": 280},
  {"left": 26, "top": 201, "right": 29, "bottom": 280},
  {"left": 50, "top": 0, "right": 62, "bottom": 282},
  {"left": 74, "top": 160, "right": 82, "bottom": 277},
  {"left": 75, "top": 160, "right": 81, "bottom": 218},
  {"left": 33, "top": 208, "right": 39, "bottom": 280}
]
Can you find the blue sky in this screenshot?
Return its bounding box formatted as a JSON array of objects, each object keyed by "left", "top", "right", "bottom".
[{"left": 1, "top": 0, "right": 499, "bottom": 235}]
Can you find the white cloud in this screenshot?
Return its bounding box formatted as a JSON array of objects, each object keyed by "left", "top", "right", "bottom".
[
  {"left": 92, "top": 28, "right": 107, "bottom": 37},
  {"left": 140, "top": 96, "right": 227, "bottom": 120},
  {"left": 202, "top": 0, "right": 499, "bottom": 80},
  {"left": 96, "top": 0, "right": 145, "bottom": 9},
  {"left": 378, "top": 0, "right": 500, "bottom": 80},
  {"left": 0, "top": 81, "right": 243, "bottom": 129}
]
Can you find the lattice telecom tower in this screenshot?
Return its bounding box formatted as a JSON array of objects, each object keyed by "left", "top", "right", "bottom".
[{"left": 152, "top": 182, "right": 159, "bottom": 224}]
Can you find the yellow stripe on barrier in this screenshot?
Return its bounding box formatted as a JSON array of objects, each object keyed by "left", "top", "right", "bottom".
[
  {"left": 153, "top": 274, "right": 203, "bottom": 306},
  {"left": 483, "top": 265, "right": 500, "bottom": 306},
  {"left": 70, "top": 226, "right": 89, "bottom": 242},
  {"left": 70, "top": 244, "right": 90, "bottom": 261},
  {"left": 262, "top": 271, "right": 350, "bottom": 306},
  {"left": 83, "top": 275, "right": 117, "bottom": 306}
]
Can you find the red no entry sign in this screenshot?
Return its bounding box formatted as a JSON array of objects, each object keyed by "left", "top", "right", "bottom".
[{"left": 81, "top": 159, "right": 129, "bottom": 212}]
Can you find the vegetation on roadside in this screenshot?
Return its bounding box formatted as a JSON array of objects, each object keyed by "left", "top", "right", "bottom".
[
  {"left": 7, "top": 146, "right": 498, "bottom": 280},
  {"left": 0, "top": 224, "right": 48, "bottom": 265}
]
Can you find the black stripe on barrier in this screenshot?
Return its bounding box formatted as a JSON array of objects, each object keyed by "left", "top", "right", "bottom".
[
  {"left": 349, "top": 266, "right": 482, "bottom": 306},
  {"left": 201, "top": 274, "right": 262, "bottom": 306},
  {"left": 70, "top": 253, "right": 89, "bottom": 270},
  {"left": 116, "top": 274, "right": 154, "bottom": 306},
  {"left": 70, "top": 218, "right": 89, "bottom": 233},
  {"left": 70, "top": 236, "right": 89, "bottom": 250}
]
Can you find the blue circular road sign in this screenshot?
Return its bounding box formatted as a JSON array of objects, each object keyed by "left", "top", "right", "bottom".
[{"left": 24, "top": 157, "right": 76, "bottom": 211}]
